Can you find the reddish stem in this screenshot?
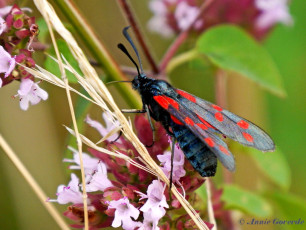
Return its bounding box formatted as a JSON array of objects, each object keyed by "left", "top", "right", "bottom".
[
  {"left": 215, "top": 71, "right": 237, "bottom": 230},
  {"left": 117, "top": 0, "right": 159, "bottom": 74}
]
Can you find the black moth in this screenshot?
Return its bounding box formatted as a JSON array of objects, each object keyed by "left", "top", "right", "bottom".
[{"left": 118, "top": 27, "right": 275, "bottom": 182}]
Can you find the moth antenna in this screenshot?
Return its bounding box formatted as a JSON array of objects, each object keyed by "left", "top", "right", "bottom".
[
  {"left": 122, "top": 26, "right": 144, "bottom": 74},
  {"left": 106, "top": 80, "right": 132, "bottom": 85},
  {"left": 118, "top": 43, "right": 141, "bottom": 77}
]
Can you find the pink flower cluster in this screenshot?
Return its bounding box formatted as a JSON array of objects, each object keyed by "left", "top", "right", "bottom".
[
  {"left": 0, "top": 4, "right": 47, "bottom": 110},
  {"left": 148, "top": 0, "right": 293, "bottom": 40},
  {"left": 51, "top": 112, "right": 209, "bottom": 230}
]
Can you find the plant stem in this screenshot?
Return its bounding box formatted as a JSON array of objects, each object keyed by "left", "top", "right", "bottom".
[
  {"left": 117, "top": 0, "right": 159, "bottom": 74},
  {"left": 165, "top": 49, "right": 199, "bottom": 74},
  {"left": 206, "top": 179, "right": 217, "bottom": 230},
  {"left": 0, "top": 135, "right": 70, "bottom": 230},
  {"left": 42, "top": 2, "right": 89, "bottom": 228},
  {"left": 215, "top": 69, "right": 237, "bottom": 230},
  {"left": 52, "top": 0, "right": 141, "bottom": 108}
]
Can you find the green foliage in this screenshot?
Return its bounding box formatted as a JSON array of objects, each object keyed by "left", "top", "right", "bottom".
[
  {"left": 249, "top": 148, "right": 291, "bottom": 189},
  {"left": 44, "top": 40, "right": 82, "bottom": 83},
  {"left": 36, "top": 18, "right": 49, "bottom": 43},
  {"left": 221, "top": 185, "right": 272, "bottom": 217},
  {"left": 196, "top": 25, "right": 286, "bottom": 97},
  {"left": 264, "top": 0, "right": 306, "bottom": 196},
  {"left": 265, "top": 191, "right": 306, "bottom": 229}
]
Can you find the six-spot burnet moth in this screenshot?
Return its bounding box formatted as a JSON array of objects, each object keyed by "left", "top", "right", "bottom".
[{"left": 118, "top": 26, "right": 275, "bottom": 180}]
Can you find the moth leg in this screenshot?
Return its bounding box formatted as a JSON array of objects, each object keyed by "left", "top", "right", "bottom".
[
  {"left": 110, "top": 130, "right": 122, "bottom": 144},
  {"left": 121, "top": 109, "right": 146, "bottom": 113},
  {"left": 169, "top": 137, "right": 176, "bottom": 195},
  {"left": 113, "top": 109, "right": 145, "bottom": 143},
  {"left": 144, "top": 104, "right": 155, "bottom": 148},
  {"left": 121, "top": 107, "right": 155, "bottom": 148}
]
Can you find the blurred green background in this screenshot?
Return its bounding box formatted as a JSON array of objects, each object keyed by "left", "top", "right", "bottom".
[{"left": 0, "top": 0, "right": 305, "bottom": 229}]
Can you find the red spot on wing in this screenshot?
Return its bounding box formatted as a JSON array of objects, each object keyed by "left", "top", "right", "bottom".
[
  {"left": 237, "top": 120, "right": 249, "bottom": 129},
  {"left": 176, "top": 89, "right": 196, "bottom": 103},
  {"left": 184, "top": 117, "right": 194, "bottom": 126},
  {"left": 243, "top": 132, "right": 254, "bottom": 142},
  {"left": 204, "top": 137, "right": 215, "bottom": 147},
  {"left": 196, "top": 123, "right": 208, "bottom": 130},
  {"left": 212, "top": 104, "right": 223, "bottom": 111},
  {"left": 215, "top": 112, "right": 223, "bottom": 122},
  {"left": 219, "top": 145, "right": 230, "bottom": 156},
  {"left": 196, "top": 114, "right": 217, "bottom": 130},
  {"left": 171, "top": 115, "right": 183, "bottom": 125},
  {"left": 153, "top": 95, "right": 179, "bottom": 110}
]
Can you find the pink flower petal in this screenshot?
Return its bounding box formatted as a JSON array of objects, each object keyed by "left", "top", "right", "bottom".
[
  {"left": 0, "top": 46, "right": 15, "bottom": 77},
  {"left": 56, "top": 174, "right": 84, "bottom": 205},
  {"left": 17, "top": 79, "right": 48, "bottom": 110},
  {"left": 86, "top": 162, "right": 113, "bottom": 192},
  {"left": 255, "top": 0, "right": 293, "bottom": 29},
  {"left": 108, "top": 197, "right": 141, "bottom": 229}
]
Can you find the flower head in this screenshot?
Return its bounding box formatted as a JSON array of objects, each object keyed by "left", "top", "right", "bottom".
[
  {"left": 139, "top": 180, "right": 169, "bottom": 229},
  {"left": 147, "top": 0, "right": 293, "bottom": 40},
  {"left": 174, "top": 1, "right": 202, "bottom": 31},
  {"left": 0, "top": 5, "right": 32, "bottom": 18},
  {"left": 108, "top": 197, "right": 141, "bottom": 230},
  {"left": 86, "top": 162, "right": 113, "bottom": 192},
  {"left": 147, "top": 0, "right": 175, "bottom": 38},
  {"left": 255, "top": 0, "right": 293, "bottom": 29},
  {"left": 157, "top": 142, "right": 186, "bottom": 182},
  {"left": 17, "top": 78, "right": 48, "bottom": 110},
  {"left": 54, "top": 173, "right": 84, "bottom": 205},
  {"left": 63, "top": 146, "right": 100, "bottom": 175}
]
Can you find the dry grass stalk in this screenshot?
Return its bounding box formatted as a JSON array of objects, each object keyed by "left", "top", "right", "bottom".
[
  {"left": 34, "top": 0, "right": 89, "bottom": 228},
  {"left": 33, "top": 0, "right": 209, "bottom": 229},
  {"left": 0, "top": 135, "right": 70, "bottom": 230}
]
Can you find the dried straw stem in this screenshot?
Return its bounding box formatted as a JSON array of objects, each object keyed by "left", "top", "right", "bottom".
[{"left": 0, "top": 135, "right": 70, "bottom": 230}]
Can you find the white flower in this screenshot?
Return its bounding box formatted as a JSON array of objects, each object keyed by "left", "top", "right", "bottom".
[
  {"left": 0, "top": 5, "right": 32, "bottom": 18},
  {"left": 157, "top": 142, "right": 186, "bottom": 182},
  {"left": 138, "top": 180, "right": 168, "bottom": 229},
  {"left": 175, "top": 1, "right": 200, "bottom": 31},
  {"left": 148, "top": 16, "right": 175, "bottom": 38},
  {"left": 147, "top": 0, "right": 174, "bottom": 38},
  {"left": 255, "top": 0, "right": 293, "bottom": 29},
  {"left": 17, "top": 78, "right": 48, "bottom": 110},
  {"left": 85, "top": 111, "right": 121, "bottom": 142},
  {"left": 63, "top": 146, "right": 100, "bottom": 175},
  {"left": 54, "top": 174, "right": 84, "bottom": 205},
  {"left": 108, "top": 197, "right": 141, "bottom": 230},
  {"left": 0, "top": 45, "right": 15, "bottom": 77},
  {"left": 0, "top": 17, "right": 6, "bottom": 35},
  {"left": 86, "top": 162, "right": 113, "bottom": 192}
]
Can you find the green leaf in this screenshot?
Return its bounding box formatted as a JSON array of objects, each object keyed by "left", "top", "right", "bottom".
[
  {"left": 44, "top": 40, "right": 82, "bottom": 83},
  {"left": 196, "top": 25, "right": 286, "bottom": 97},
  {"left": 265, "top": 191, "right": 306, "bottom": 229},
  {"left": 250, "top": 148, "right": 291, "bottom": 189},
  {"left": 221, "top": 185, "right": 272, "bottom": 217},
  {"left": 36, "top": 18, "right": 49, "bottom": 43}
]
